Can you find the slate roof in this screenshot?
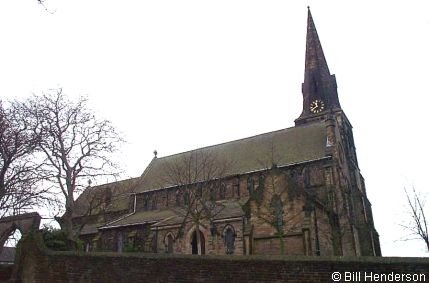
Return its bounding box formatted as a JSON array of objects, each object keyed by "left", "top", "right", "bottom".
[
  {"left": 212, "top": 199, "right": 247, "bottom": 220},
  {"left": 74, "top": 122, "right": 327, "bottom": 216},
  {"left": 135, "top": 122, "right": 327, "bottom": 192},
  {"left": 73, "top": 177, "right": 139, "bottom": 217},
  {"left": 101, "top": 209, "right": 179, "bottom": 229},
  {"left": 79, "top": 223, "right": 100, "bottom": 235},
  {"left": 100, "top": 199, "right": 246, "bottom": 229}
]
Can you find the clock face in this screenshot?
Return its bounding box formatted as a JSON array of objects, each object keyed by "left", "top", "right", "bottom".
[{"left": 310, "top": 99, "right": 325, "bottom": 114}]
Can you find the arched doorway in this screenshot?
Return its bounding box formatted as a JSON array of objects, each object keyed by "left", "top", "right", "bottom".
[
  {"left": 190, "top": 230, "right": 205, "bottom": 255},
  {"left": 0, "top": 213, "right": 41, "bottom": 254},
  {"left": 1, "top": 229, "right": 22, "bottom": 264},
  {"left": 4, "top": 229, "right": 22, "bottom": 248}
]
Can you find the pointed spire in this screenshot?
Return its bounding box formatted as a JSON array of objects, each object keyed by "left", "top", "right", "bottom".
[
  {"left": 304, "top": 7, "right": 331, "bottom": 81},
  {"left": 296, "top": 7, "right": 341, "bottom": 124}
]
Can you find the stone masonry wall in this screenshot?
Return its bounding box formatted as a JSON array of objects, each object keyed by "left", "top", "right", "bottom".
[
  {"left": 9, "top": 232, "right": 429, "bottom": 283},
  {"left": 0, "top": 265, "right": 13, "bottom": 282}
]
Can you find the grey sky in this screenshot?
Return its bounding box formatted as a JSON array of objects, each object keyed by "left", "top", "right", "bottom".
[{"left": 1, "top": 0, "right": 429, "bottom": 256}]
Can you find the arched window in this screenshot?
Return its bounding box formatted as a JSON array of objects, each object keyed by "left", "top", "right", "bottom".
[
  {"left": 165, "top": 190, "right": 169, "bottom": 207},
  {"left": 184, "top": 192, "right": 190, "bottom": 205},
  {"left": 209, "top": 187, "right": 216, "bottom": 201},
  {"left": 151, "top": 198, "right": 157, "bottom": 210},
  {"left": 166, "top": 233, "right": 174, "bottom": 254},
  {"left": 219, "top": 183, "right": 226, "bottom": 199},
  {"left": 190, "top": 230, "right": 205, "bottom": 255},
  {"left": 247, "top": 177, "right": 255, "bottom": 194},
  {"left": 117, "top": 232, "right": 123, "bottom": 253},
  {"left": 224, "top": 226, "right": 235, "bottom": 255},
  {"left": 175, "top": 190, "right": 181, "bottom": 205},
  {"left": 232, "top": 178, "right": 240, "bottom": 198},
  {"left": 271, "top": 195, "right": 284, "bottom": 231},
  {"left": 85, "top": 241, "right": 91, "bottom": 252},
  {"left": 196, "top": 184, "right": 203, "bottom": 198},
  {"left": 258, "top": 174, "right": 265, "bottom": 190},
  {"left": 92, "top": 234, "right": 101, "bottom": 251},
  {"left": 104, "top": 187, "right": 112, "bottom": 206},
  {"left": 143, "top": 197, "right": 149, "bottom": 211}
]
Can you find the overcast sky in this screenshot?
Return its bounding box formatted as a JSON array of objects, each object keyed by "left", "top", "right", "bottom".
[{"left": 1, "top": 0, "right": 429, "bottom": 257}]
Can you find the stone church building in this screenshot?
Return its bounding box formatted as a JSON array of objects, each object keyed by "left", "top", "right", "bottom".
[{"left": 73, "top": 9, "right": 381, "bottom": 257}]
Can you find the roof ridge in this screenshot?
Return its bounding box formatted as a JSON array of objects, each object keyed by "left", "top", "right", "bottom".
[{"left": 91, "top": 176, "right": 139, "bottom": 188}]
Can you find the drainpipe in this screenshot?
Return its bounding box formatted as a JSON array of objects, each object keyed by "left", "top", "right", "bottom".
[
  {"left": 154, "top": 226, "right": 158, "bottom": 253},
  {"left": 314, "top": 207, "right": 321, "bottom": 256}
]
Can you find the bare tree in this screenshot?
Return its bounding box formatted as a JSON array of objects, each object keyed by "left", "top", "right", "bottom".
[
  {"left": 0, "top": 100, "right": 53, "bottom": 253},
  {"left": 37, "top": 0, "right": 55, "bottom": 13},
  {"left": 401, "top": 187, "right": 429, "bottom": 252},
  {"left": 72, "top": 179, "right": 136, "bottom": 235},
  {"left": 26, "top": 89, "right": 123, "bottom": 248},
  {"left": 0, "top": 100, "right": 50, "bottom": 219},
  {"left": 252, "top": 137, "right": 344, "bottom": 256},
  {"left": 251, "top": 140, "right": 304, "bottom": 255},
  {"left": 251, "top": 168, "right": 306, "bottom": 255},
  {"left": 161, "top": 149, "right": 231, "bottom": 255}
]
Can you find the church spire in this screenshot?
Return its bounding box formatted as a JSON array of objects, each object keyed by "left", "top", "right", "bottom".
[
  {"left": 296, "top": 7, "right": 341, "bottom": 125},
  {"left": 304, "top": 7, "right": 331, "bottom": 85}
]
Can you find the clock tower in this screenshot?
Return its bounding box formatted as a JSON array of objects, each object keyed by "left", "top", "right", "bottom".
[
  {"left": 294, "top": 8, "right": 381, "bottom": 256},
  {"left": 295, "top": 8, "right": 342, "bottom": 126}
]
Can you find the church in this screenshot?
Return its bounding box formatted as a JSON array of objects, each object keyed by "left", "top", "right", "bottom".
[{"left": 73, "top": 8, "right": 381, "bottom": 257}]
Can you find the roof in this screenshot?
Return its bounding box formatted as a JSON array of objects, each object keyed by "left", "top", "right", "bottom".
[
  {"left": 100, "top": 199, "right": 246, "bottom": 230},
  {"left": 73, "top": 177, "right": 140, "bottom": 217},
  {"left": 152, "top": 199, "right": 247, "bottom": 227},
  {"left": 135, "top": 122, "right": 327, "bottom": 192},
  {"left": 79, "top": 223, "right": 100, "bottom": 235},
  {"left": 0, "top": 247, "right": 15, "bottom": 264},
  {"left": 100, "top": 209, "right": 180, "bottom": 229},
  {"left": 73, "top": 122, "right": 327, "bottom": 216},
  {"left": 212, "top": 199, "right": 247, "bottom": 220}
]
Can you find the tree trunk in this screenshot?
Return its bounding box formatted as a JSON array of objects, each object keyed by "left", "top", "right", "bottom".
[
  {"left": 279, "top": 233, "right": 285, "bottom": 255},
  {"left": 196, "top": 222, "right": 202, "bottom": 255},
  {"left": 425, "top": 236, "right": 429, "bottom": 252},
  {"left": 62, "top": 208, "right": 77, "bottom": 250}
]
